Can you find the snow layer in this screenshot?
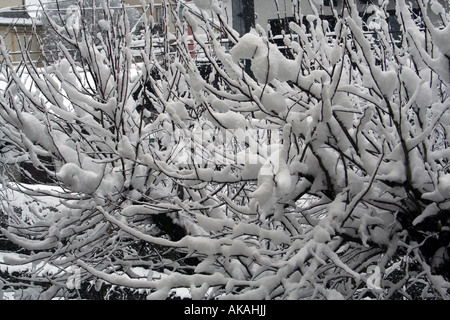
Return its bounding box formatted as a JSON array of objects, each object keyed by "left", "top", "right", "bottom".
[
  {"left": 118, "top": 136, "right": 136, "bottom": 159},
  {"left": 193, "top": 0, "right": 213, "bottom": 11},
  {"left": 56, "top": 163, "right": 102, "bottom": 194},
  {"left": 230, "top": 32, "right": 299, "bottom": 83}
]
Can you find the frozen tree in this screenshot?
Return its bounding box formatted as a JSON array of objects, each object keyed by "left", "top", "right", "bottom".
[
  {"left": 37, "top": 0, "right": 143, "bottom": 63},
  {"left": 0, "top": 0, "right": 449, "bottom": 300}
]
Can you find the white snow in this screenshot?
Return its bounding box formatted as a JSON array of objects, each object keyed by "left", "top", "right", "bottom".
[
  {"left": 261, "top": 91, "right": 288, "bottom": 114},
  {"left": 431, "top": 24, "right": 450, "bottom": 57},
  {"left": 208, "top": 110, "right": 246, "bottom": 130},
  {"left": 98, "top": 19, "right": 111, "bottom": 32},
  {"left": 412, "top": 203, "right": 440, "bottom": 226},
  {"left": 193, "top": 0, "right": 213, "bottom": 11},
  {"left": 230, "top": 32, "right": 299, "bottom": 84},
  {"left": 366, "top": 265, "right": 383, "bottom": 293},
  {"left": 117, "top": 136, "right": 136, "bottom": 159},
  {"left": 65, "top": 6, "right": 81, "bottom": 38},
  {"left": 56, "top": 163, "right": 102, "bottom": 194},
  {"left": 19, "top": 113, "right": 53, "bottom": 151}
]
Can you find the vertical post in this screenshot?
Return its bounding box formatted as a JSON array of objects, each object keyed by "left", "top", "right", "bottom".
[
  {"left": 242, "top": 0, "right": 255, "bottom": 34},
  {"left": 231, "top": 0, "right": 255, "bottom": 78},
  {"left": 232, "top": 0, "right": 255, "bottom": 36},
  {"left": 185, "top": 0, "right": 195, "bottom": 58}
]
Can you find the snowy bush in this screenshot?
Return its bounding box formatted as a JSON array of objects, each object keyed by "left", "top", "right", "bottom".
[
  {"left": 0, "top": 0, "right": 449, "bottom": 300},
  {"left": 38, "top": 0, "right": 143, "bottom": 64}
]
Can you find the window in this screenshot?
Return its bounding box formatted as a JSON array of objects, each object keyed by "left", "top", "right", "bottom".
[
  {"left": 324, "top": 0, "right": 337, "bottom": 6},
  {"left": 268, "top": 17, "right": 295, "bottom": 36},
  {"left": 155, "top": 7, "right": 163, "bottom": 24}
]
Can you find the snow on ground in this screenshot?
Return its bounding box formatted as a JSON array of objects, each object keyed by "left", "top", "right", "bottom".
[{"left": 1, "top": 183, "right": 62, "bottom": 223}]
